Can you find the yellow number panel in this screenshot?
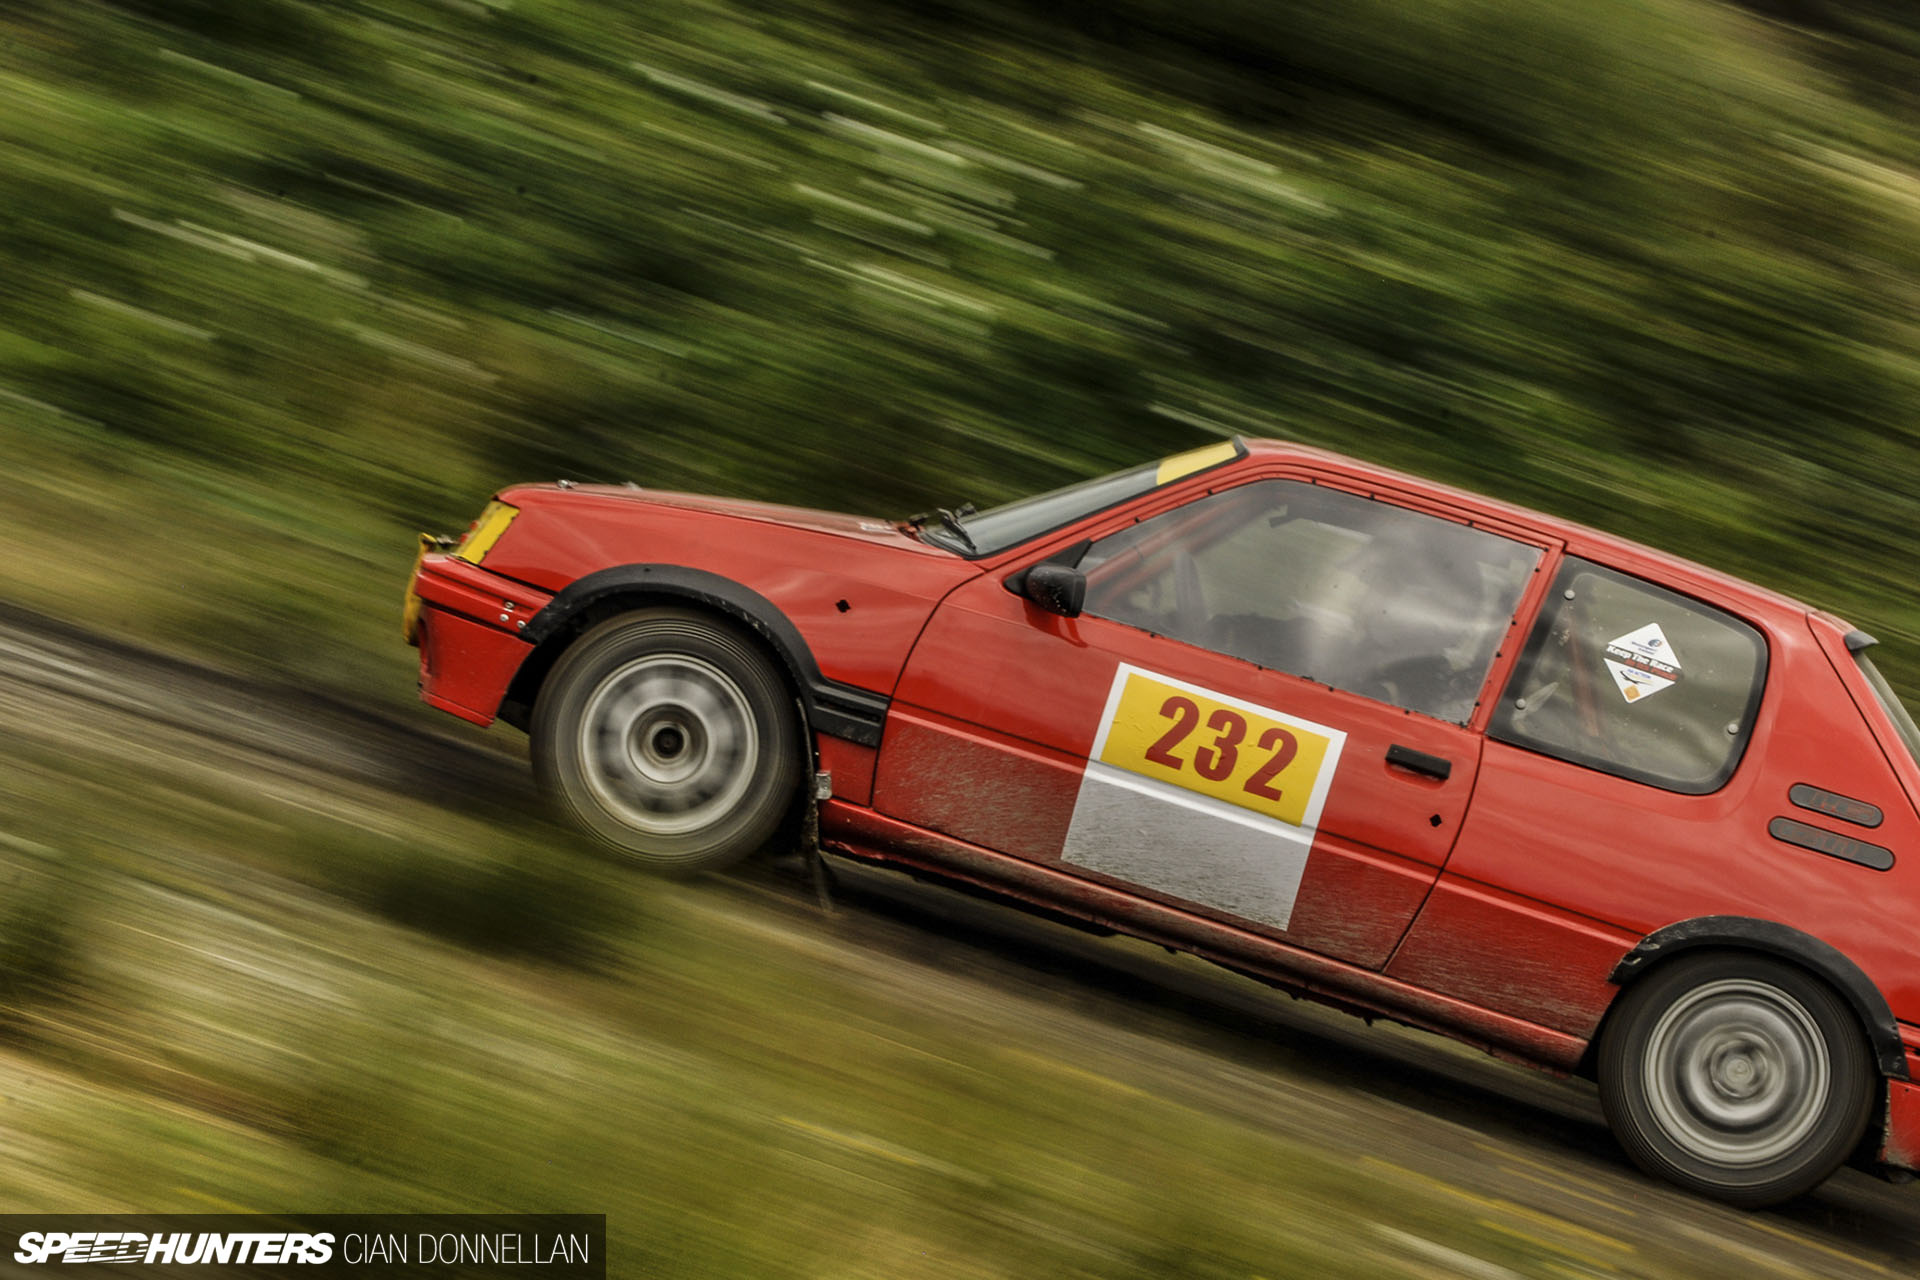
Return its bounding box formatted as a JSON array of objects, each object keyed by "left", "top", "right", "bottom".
[
  {"left": 1095, "top": 668, "right": 1339, "bottom": 828},
  {"left": 1062, "top": 665, "right": 1349, "bottom": 932}
]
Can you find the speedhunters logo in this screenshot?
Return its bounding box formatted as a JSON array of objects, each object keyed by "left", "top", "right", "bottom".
[
  {"left": 15, "top": 1232, "right": 335, "bottom": 1265},
  {"left": 0, "top": 1217, "right": 602, "bottom": 1277}
]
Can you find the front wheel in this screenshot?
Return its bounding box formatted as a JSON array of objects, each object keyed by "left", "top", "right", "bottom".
[
  {"left": 531, "top": 609, "right": 801, "bottom": 874},
  {"left": 1597, "top": 952, "right": 1875, "bottom": 1207}
]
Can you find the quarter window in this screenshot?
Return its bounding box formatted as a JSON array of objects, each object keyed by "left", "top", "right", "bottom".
[
  {"left": 1488, "top": 559, "right": 1767, "bottom": 793},
  {"left": 1077, "top": 481, "right": 1540, "bottom": 723}
]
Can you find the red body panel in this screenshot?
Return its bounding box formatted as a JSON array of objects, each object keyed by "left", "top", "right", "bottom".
[
  {"left": 411, "top": 555, "right": 553, "bottom": 726},
  {"left": 819, "top": 798, "right": 1591, "bottom": 1072},
  {"left": 1883, "top": 1076, "right": 1920, "bottom": 1170},
  {"left": 407, "top": 442, "right": 1920, "bottom": 1178},
  {"left": 1391, "top": 613, "right": 1920, "bottom": 1037},
  {"left": 816, "top": 737, "right": 878, "bottom": 808},
  {"left": 1383, "top": 878, "right": 1640, "bottom": 1038},
  {"left": 480, "top": 485, "right": 968, "bottom": 699},
  {"left": 415, "top": 608, "right": 537, "bottom": 727}
]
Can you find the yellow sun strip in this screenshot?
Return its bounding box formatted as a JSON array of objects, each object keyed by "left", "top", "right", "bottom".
[{"left": 1153, "top": 440, "right": 1239, "bottom": 485}]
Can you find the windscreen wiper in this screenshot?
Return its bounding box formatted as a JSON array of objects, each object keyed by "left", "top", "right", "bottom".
[
  {"left": 936, "top": 506, "right": 978, "bottom": 555},
  {"left": 905, "top": 503, "right": 978, "bottom": 555}
]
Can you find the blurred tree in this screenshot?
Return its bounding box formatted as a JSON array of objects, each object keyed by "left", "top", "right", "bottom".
[{"left": 4, "top": 0, "right": 1920, "bottom": 697}]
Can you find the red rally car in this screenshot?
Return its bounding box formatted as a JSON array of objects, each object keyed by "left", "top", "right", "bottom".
[{"left": 404, "top": 438, "right": 1920, "bottom": 1206}]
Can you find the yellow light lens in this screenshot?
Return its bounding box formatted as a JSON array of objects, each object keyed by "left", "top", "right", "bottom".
[{"left": 454, "top": 501, "right": 519, "bottom": 565}]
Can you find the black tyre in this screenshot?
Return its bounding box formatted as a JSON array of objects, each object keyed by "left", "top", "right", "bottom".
[
  {"left": 1597, "top": 952, "right": 1875, "bottom": 1207},
  {"left": 530, "top": 609, "right": 802, "bottom": 874}
]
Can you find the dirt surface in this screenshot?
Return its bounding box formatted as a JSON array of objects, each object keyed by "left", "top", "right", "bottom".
[{"left": 2, "top": 601, "right": 1917, "bottom": 1276}]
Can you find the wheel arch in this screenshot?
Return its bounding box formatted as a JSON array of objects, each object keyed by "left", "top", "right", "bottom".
[
  {"left": 501, "top": 564, "right": 887, "bottom": 748},
  {"left": 1603, "top": 916, "right": 1907, "bottom": 1081}
]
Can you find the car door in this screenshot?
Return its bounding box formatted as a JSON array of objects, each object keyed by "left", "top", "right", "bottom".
[
  {"left": 1382, "top": 556, "right": 1852, "bottom": 1038},
  {"left": 873, "top": 469, "right": 1554, "bottom": 970}
]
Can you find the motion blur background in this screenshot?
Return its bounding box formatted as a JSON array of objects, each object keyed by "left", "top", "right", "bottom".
[
  {"left": 5, "top": 1, "right": 1920, "bottom": 1275},
  {"left": 12, "top": 0, "right": 1920, "bottom": 700}
]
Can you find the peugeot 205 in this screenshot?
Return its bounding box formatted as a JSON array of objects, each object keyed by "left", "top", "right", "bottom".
[{"left": 403, "top": 438, "right": 1920, "bottom": 1206}]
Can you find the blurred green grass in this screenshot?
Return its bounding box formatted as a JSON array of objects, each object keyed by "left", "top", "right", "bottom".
[
  {"left": 0, "top": 698, "right": 1840, "bottom": 1279},
  {"left": 6, "top": 0, "right": 1920, "bottom": 704}
]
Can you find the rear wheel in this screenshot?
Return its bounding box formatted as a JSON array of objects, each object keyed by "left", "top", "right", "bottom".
[
  {"left": 531, "top": 609, "right": 801, "bottom": 874},
  {"left": 1597, "top": 952, "right": 1875, "bottom": 1207}
]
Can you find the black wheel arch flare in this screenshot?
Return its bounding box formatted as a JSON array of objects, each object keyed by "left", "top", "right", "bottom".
[
  {"left": 1610, "top": 916, "right": 1909, "bottom": 1080},
  {"left": 507, "top": 564, "right": 889, "bottom": 746}
]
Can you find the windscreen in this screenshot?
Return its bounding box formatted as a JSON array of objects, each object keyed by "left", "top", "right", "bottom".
[{"left": 927, "top": 441, "right": 1242, "bottom": 557}]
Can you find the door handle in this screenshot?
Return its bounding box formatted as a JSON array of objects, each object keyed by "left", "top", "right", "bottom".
[{"left": 1386, "top": 744, "right": 1452, "bottom": 781}]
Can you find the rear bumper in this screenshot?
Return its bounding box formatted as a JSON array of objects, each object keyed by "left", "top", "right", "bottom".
[{"left": 408, "top": 554, "right": 552, "bottom": 727}]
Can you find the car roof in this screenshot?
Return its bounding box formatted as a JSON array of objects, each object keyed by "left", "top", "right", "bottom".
[{"left": 1242, "top": 439, "right": 1819, "bottom": 626}]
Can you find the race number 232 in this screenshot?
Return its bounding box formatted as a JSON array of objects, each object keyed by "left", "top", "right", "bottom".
[{"left": 1096, "top": 670, "right": 1335, "bottom": 827}]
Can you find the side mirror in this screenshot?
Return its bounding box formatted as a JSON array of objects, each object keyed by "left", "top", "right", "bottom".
[{"left": 1021, "top": 562, "right": 1086, "bottom": 618}]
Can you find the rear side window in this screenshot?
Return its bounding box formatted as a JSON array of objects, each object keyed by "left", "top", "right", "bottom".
[{"left": 1489, "top": 559, "right": 1766, "bottom": 793}]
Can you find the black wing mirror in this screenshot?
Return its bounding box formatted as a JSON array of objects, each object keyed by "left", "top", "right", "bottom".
[{"left": 1018, "top": 562, "right": 1086, "bottom": 618}]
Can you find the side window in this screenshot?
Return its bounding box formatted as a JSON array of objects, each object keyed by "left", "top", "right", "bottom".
[
  {"left": 1078, "top": 480, "right": 1541, "bottom": 723},
  {"left": 1488, "top": 559, "right": 1767, "bottom": 793}
]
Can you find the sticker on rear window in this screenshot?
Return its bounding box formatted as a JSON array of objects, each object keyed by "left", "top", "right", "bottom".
[
  {"left": 1605, "top": 622, "right": 1681, "bottom": 704},
  {"left": 1060, "top": 665, "right": 1347, "bottom": 931}
]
